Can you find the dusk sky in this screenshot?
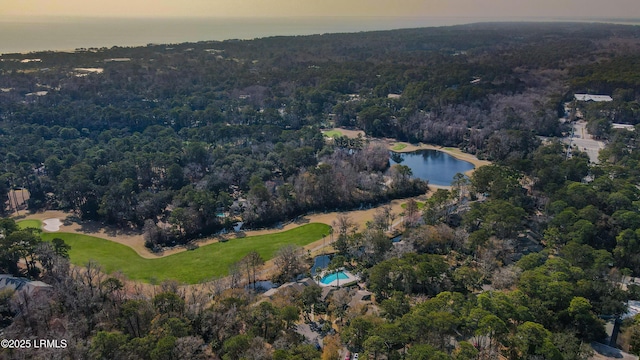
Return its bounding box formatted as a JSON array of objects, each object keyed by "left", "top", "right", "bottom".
[{"left": 2, "top": 0, "right": 640, "bottom": 19}]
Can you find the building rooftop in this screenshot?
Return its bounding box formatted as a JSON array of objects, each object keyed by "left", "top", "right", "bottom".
[
  {"left": 0, "top": 274, "right": 51, "bottom": 297},
  {"left": 575, "top": 94, "right": 613, "bottom": 102}
]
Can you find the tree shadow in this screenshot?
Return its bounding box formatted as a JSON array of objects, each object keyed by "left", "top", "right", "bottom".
[
  {"left": 71, "top": 218, "right": 142, "bottom": 238},
  {"left": 591, "top": 342, "right": 624, "bottom": 359},
  {"left": 294, "top": 216, "right": 310, "bottom": 225}
]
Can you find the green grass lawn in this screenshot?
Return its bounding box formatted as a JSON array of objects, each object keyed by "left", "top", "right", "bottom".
[
  {"left": 391, "top": 143, "right": 408, "bottom": 151},
  {"left": 40, "top": 223, "right": 330, "bottom": 284},
  {"left": 322, "top": 130, "right": 342, "bottom": 138},
  {"left": 17, "top": 219, "right": 42, "bottom": 230},
  {"left": 401, "top": 201, "right": 425, "bottom": 210}
]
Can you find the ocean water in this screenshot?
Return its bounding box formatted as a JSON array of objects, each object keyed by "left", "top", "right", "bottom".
[{"left": 0, "top": 16, "right": 556, "bottom": 54}]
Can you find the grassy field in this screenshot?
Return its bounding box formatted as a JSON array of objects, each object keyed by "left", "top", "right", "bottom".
[
  {"left": 391, "top": 143, "right": 408, "bottom": 151},
  {"left": 40, "top": 223, "right": 331, "bottom": 284},
  {"left": 401, "top": 201, "right": 425, "bottom": 210},
  {"left": 17, "top": 219, "right": 42, "bottom": 230},
  {"left": 322, "top": 130, "right": 342, "bottom": 138}
]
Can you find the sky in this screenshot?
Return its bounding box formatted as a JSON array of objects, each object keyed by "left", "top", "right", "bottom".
[{"left": 1, "top": 0, "right": 639, "bottom": 19}]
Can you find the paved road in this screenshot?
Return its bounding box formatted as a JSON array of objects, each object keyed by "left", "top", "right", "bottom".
[{"left": 563, "top": 120, "right": 605, "bottom": 164}]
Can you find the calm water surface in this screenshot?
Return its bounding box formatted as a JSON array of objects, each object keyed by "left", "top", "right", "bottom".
[
  {"left": 389, "top": 150, "right": 474, "bottom": 186},
  {"left": 0, "top": 16, "right": 606, "bottom": 54},
  {"left": 0, "top": 16, "right": 481, "bottom": 54}
]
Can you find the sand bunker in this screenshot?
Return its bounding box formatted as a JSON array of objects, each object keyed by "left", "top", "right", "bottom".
[{"left": 43, "top": 218, "right": 62, "bottom": 232}]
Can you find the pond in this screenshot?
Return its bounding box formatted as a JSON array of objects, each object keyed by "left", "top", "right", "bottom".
[
  {"left": 389, "top": 149, "right": 474, "bottom": 186},
  {"left": 311, "top": 255, "right": 331, "bottom": 276}
]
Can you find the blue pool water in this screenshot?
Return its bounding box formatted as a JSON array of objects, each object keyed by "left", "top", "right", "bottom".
[{"left": 320, "top": 271, "right": 349, "bottom": 284}]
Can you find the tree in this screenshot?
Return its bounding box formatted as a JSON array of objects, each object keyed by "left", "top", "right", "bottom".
[
  {"left": 272, "top": 245, "right": 305, "bottom": 283},
  {"left": 89, "top": 331, "right": 130, "bottom": 360},
  {"left": 280, "top": 305, "right": 299, "bottom": 330},
  {"left": 222, "top": 334, "right": 251, "bottom": 360},
  {"left": 404, "top": 198, "right": 421, "bottom": 228},
  {"left": 153, "top": 292, "right": 185, "bottom": 316},
  {"left": 380, "top": 291, "right": 410, "bottom": 320},
  {"left": 1, "top": 229, "right": 42, "bottom": 278},
  {"left": 470, "top": 164, "right": 523, "bottom": 201},
  {"left": 328, "top": 288, "right": 351, "bottom": 324},
  {"left": 334, "top": 214, "right": 356, "bottom": 239},
  {"left": 453, "top": 341, "right": 479, "bottom": 360},
  {"left": 406, "top": 344, "right": 450, "bottom": 360},
  {"left": 241, "top": 251, "right": 265, "bottom": 290},
  {"left": 165, "top": 163, "right": 185, "bottom": 190},
  {"left": 119, "top": 299, "right": 155, "bottom": 338},
  {"left": 297, "top": 284, "right": 322, "bottom": 321},
  {"left": 452, "top": 266, "right": 483, "bottom": 293},
  {"left": 567, "top": 297, "right": 605, "bottom": 341},
  {"left": 552, "top": 331, "right": 593, "bottom": 360},
  {"left": 451, "top": 172, "right": 470, "bottom": 201},
  {"left": 52, "top": 238, "right": 71, "bottom": 258},
  {"left": 363, "top": 335, "right": 386, "bottom": 359},
  {"left": 247, "top": 301, "right": 281, "bottom": 341},
  {"left": 508, "top": 322, "right": 562, "bottom": 360},
  {"left": 463, "top": 200, "right": 526, "bottom": 239},
  {"left": 321, "top": 334, "right": 342, "bottom": 360},
  {"left": 341, "top": 316, "right": 375, "bottom": 351}
]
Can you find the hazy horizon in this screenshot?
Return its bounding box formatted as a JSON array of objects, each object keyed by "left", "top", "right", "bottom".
[
  {"left": 1, "top": 15, "right": 639, "bottom": 55},
  {"left": 2, "top": 0, "right": 640, "bottom": 18}
]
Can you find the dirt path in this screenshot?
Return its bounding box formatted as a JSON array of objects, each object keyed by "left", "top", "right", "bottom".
[
  {"left": 18, "top": 210, "right": 156, "bottom": 258},
  {"left": 17, "top": 196, "right": 412, "bottom": 260}
]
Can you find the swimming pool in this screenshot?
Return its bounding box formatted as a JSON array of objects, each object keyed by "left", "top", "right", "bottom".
[{"left": 320, "top": 271, "right": 349, "bottom": 285}]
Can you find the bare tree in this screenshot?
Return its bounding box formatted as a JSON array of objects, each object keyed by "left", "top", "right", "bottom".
[
  {"left": 333, "top": 214, "right": 357, "bottom": 238},
  {"left": 272, "top": 245, "right": 305, "bottom": 283},
  {"left": 173, "top": 336, "right": 207, "bottom": 360},
  {"left": 404, "top": 198, "right": 421, "bottom": 228},
  {"left": 491, "top": 265, "right": 522, "bottom": 290},
  {"left": 228, "top": 262, "right": 242, "bottom": 289},
  {"left": 328, "top": 288, "right": 352, "bottom": 325},
  {"left": 241, "top": 251, "right": 265, "bottom": 290}
]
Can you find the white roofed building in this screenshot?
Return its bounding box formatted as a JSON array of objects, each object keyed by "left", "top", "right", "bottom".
[{"left": 574, "top": 94, "right": 613, "bottom": 102}]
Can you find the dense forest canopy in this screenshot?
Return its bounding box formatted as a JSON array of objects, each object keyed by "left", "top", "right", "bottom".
[
  {"left": 3, "top": 21, "right": 640, "bottom": 359},
  {"left": 2, "top": 22, "right": 640, "bottom": 246}
]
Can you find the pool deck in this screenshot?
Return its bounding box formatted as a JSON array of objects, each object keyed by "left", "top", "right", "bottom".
[{"left": 317, "top": 270, "right": 359, "bottom": 287}]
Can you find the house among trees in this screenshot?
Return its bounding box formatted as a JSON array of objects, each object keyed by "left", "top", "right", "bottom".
[
  {"left": 263, "top": 278, "right": 316, "bottom": 298},
  {"left": 0, "top": 274, "right": 51, "bottom": 298}
]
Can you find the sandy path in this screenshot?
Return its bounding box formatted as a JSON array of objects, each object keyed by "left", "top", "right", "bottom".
[
  {"left": 17, "top": 197, "right": 409, "bottom": 260},
  {"left": 19, "top": 210, "right": 156, "bottom": 258}
]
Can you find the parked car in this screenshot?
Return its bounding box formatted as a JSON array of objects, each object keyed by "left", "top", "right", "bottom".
[
  {"left": 353, "top": 353, "right": 359, "bottom": 360},
  {"left": 344, "top": 351, "right": 351, "bottom": 360}
]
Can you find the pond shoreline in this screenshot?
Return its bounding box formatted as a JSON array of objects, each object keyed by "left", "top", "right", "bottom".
[
  {"left": 322, "top": 127, "right": 491, "bottom": 175},
  {"left": 383, "top": 140, "right": 491, "bottom": 180}
]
